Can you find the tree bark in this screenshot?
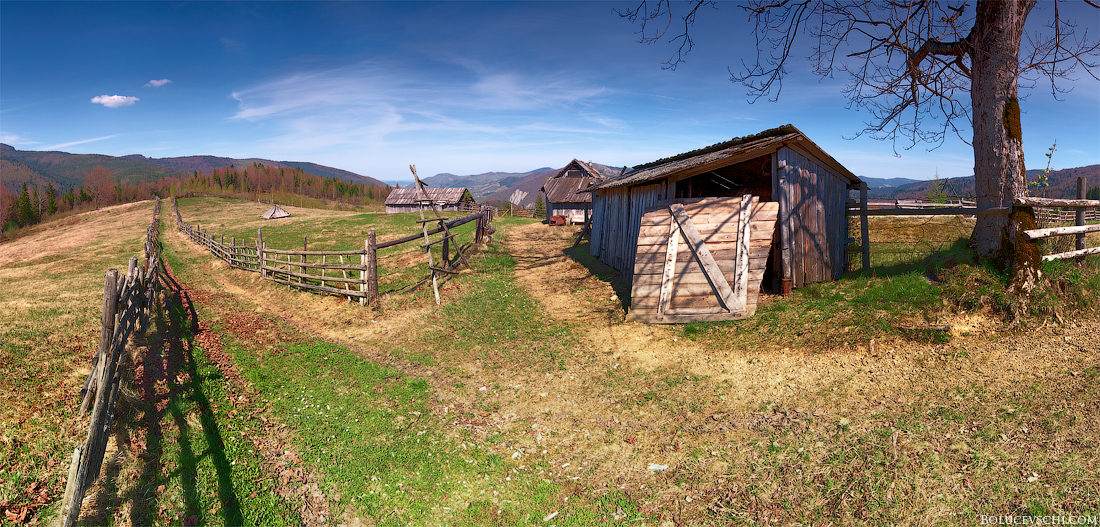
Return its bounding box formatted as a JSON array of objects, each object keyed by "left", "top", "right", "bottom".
[{"left": 970, "top": 0, "right": 1036, "bottom": 266}]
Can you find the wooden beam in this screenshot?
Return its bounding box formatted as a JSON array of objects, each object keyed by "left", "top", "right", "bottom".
[
  {"left": 1014, "top": 197, "right": 1100, "bottom": 208},
  {"left": 846, "top": 207, "right": 1012, "bottom": 216},
  {"left": 668, "top": 203, "right": 743, "bottom": 314},
  {"left": 1043, "top": 247, "right": 1100, "bottom": 261},
  {"left": 860, "top": 182, "right": 870, "bottom": 273},
  {"left": 1023, "top": 223, "right": 1100, "bottom": 241}
]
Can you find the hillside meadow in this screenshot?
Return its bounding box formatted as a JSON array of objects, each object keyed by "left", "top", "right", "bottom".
[{"left": 1, "top": 196, "right": 1097, "bottom": 526}]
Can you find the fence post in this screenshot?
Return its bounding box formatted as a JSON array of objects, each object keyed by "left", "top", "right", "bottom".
[
  {"left": 231, "top": 237, "right": 236, "bottom": 268},
  {"left": 258, "top": 229, "right": 265, "bottom": 278},
  {"left": 1077, "top": 176, "right": 1087, "bottom": 253},
  {"left": 363, "top": 231, "right": 378, "bottom": 306},
  {"left": 860, "top": 182, "right": 871, "bottom": 274}
]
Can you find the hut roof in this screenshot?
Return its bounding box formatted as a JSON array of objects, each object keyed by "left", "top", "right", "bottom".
[
  {"left": 384, "top": 187, "right": 474, "bottom": 206},
  {"left": 589, "top": 124, "right": 860, "bottom": 192},
  {"left": 541, "top": 159, "right": 608, "bottom": 204},
  {"left": 261, "top": 204, "right": 291, "bottom": 219}
]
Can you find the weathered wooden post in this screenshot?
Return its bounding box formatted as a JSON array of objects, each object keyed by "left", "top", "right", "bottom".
[
  {"left": 258, "top": 228, "right": 265, "bottom": 278},
  {"left": 302, "top": 236, "right": 308, "bottom": 289},
  {"left": 231, "top": 237, "right": 236, "bottom": 268},
  {"left": 1077, "top": 176, "right": 1087, "bottom": 254},
  {"left": 441, "top": 231, "right": 450, "bottom": 268},
  {"left": 364, "top": 231, "right": 378, "bottom": 306},
  {"left": 860, "top": 182, "right": 871, "bottom": 274}
]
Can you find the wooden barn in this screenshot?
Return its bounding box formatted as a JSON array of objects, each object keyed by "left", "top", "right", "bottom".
[
  {"left": 385, "top": 187, "right": 476, "bottom": 214},
  {"left": 588, "top": 124, "right": 862, "bottom": 294},
  {"left": 539, "top": 159, "right": 608, "bottom": 224}
]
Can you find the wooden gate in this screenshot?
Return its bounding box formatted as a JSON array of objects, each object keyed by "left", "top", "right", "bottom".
[{"left": 627, "top": 195, "right": 779, "bottom": 323}]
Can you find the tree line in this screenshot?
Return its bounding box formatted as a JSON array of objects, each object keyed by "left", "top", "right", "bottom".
[{"left": 1, "top": 163, "right": 392, "bottom": 235}]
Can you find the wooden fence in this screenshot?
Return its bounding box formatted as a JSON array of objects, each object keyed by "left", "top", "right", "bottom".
[
  {"left": 172, "top": 197, "right": 495, "bottom": 304},
  {"left": 847, "top": 177, "right": 1098, "bottom": 269},
  {"left": 1018, "top": 196, "right": 1100, "bottom": 261},
  {"left": 60, "top": 198, "right": 162, "bottom": 527}
]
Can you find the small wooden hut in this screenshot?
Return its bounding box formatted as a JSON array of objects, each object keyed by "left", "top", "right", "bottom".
[
  {"left": 385, "top": 187, "right": 475, "bottom": 214},
  {"left": 540, "top": 159, "right": 608, "bottom": 224},
  {"left": 588, "top": 124, "right": 862, "bottom": 293},
  {"left": 261, "top": 204, "right": 291, "bottom": 219}
]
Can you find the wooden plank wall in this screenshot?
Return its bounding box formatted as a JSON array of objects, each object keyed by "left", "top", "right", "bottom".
[
  {"left": 590, "top": 182, "right": 668, "bottom": 283},
  {"left": 776, "top": 146, "right": 850, "bottom": 287}
]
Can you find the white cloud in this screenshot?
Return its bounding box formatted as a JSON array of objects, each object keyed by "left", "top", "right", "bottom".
[
  {"left": 44, "top": 135, "right": 121, "bottom": 150},
  {"left": 145, "top": 79, "right": 171, "bottom": 88},
  {"left": 91, "top": 95, "right": 139, "bottom": 108}
]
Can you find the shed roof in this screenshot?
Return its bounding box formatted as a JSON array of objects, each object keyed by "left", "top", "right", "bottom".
[
  {"left": 261, "top": 204, "right": 291, "bottom": 219},
  {"left": 385, "top": 187, "right": 474, "bottom": 206},
  {"left": 590, "top": 124, "right": 861, "bottom": 192},
  {"left": 541, "top": 159, "right": 608, "bottom": 204}
]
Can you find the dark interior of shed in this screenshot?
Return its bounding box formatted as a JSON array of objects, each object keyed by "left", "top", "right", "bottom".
[
  {"left": 672, "top": 154, "right": 772, "bottom": 201},
  {"left": 671, "top": 154, "right": 782, "bottom": 294}
]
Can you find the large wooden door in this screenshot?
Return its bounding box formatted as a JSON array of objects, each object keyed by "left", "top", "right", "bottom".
[{"left": 627, "top": 195, "right": 778, "bottom": 323}]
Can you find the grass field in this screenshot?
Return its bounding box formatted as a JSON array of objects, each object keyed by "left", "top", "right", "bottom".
[{"left": 2, "top": 196, "right": 1098, "bottom": 526}]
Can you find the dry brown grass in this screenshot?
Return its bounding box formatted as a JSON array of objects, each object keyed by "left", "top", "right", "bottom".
[{"left": 0, "top": 200, "right": 159, "bottom": 521}]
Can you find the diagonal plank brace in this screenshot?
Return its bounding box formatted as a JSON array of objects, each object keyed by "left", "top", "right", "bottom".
[{"left": 664, "top": 201, "right": 746, "bottom": 315}]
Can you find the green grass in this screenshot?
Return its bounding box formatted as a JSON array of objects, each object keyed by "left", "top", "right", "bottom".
[
  {"left": 415, "top": 235, "right": 577, "bottom": 373},
  {"left": 160, "top": 219, "right": 647, "bottom": 525},
  {"left": 174, "top": 196, "right": 483, "bottom": 295}
]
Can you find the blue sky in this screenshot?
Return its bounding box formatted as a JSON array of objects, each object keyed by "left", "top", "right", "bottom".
[{"left": 2, "top": 1, "right": 1097, "bottom": 184}]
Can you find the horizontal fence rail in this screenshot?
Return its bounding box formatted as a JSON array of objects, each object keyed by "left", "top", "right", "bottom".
[
  {"left": 172, "top": 197, "right": 495, "bottom": 304},
  {"left": 61, "top": 198, "right": 162, "bottom": 527},
  {"left": 1016, "top": 192, "right": 1100, "bottom": 262},
  {"left": 845, "top": 177, "right": 1098, "bottom": 273}
]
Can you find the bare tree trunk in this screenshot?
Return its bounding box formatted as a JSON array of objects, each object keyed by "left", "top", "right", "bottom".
[{"left": 971, "top": 2, "right": 1031, "bottom": 251}]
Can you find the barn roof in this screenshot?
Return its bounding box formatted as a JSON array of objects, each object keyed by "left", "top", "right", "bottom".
[
  {"left": 384, "top": 187, "right": 474, "bottom": 206},
  {"left": 590, "top": 124, "right": 860, "bottom": 192},
  {"left": 541, "top": 159, "right": 608, "bottom": 204}
]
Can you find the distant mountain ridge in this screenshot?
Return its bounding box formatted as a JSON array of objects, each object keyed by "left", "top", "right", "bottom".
[
  {"left": 122, "top": 154, "right": 388, "bottom": 188},
  {"left": 884, "top": 165, "right": 1098, "bottom": 201},
  {"left": 0, "top": 144, "right": 387, "bottom": 192},
  {"left": 422, "top": 161, "right": 623, "bottom": 207}
]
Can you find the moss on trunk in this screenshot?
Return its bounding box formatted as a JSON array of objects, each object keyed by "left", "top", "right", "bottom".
[{"left": 1007, "top": 206, "right": 1042, "bottom": 308}]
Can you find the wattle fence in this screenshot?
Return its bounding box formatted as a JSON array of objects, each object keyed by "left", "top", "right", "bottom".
[{"left": 60, "top": 198, "right": 162, "bottom": 527}]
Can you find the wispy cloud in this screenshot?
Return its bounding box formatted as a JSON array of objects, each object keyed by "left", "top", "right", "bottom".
[
  {"left": 221, "top": 37, "right": 245, "bottom": 54},
  {"left": 0, "top": 132, "right": 38, "bottom": 146},
  {"left": 145, "top": 79, "right": 171, "bottom": 88},
  {"left": 229, "top": 60, "right": 610, "bottom": 134},
  {"left": 44, "top": 134, "right": 121, "bottom": 150},
  {"left": 91, "top": 95, "right": 139, "bottom": 108}
]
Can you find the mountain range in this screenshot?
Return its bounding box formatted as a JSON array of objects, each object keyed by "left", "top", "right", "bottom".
[
  {"left": 420, "top": 161, "right": 623, "bottom": 207},
  {"left": 0, "top": 144, "right": 388, "bottom": 193},
  {"left": 867, "top": 165, "right": 1098, "bottom": 201},
  {"left": 3, "top": 143, "right": 1094, "bottom": 205}
]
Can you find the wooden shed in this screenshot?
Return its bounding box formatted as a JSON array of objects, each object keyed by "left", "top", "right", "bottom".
[
  {"left": 588, "top": 124, "right": 862, "bottom": 293},
  {"left": 385, "top": 187, "right": 476, "bottom": 214},
  {"left": 539, "top": 159, "right": 608, "bottom": 224},
  {"left": 261, "top": 204, "right": 291, "bottom": 219}
]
